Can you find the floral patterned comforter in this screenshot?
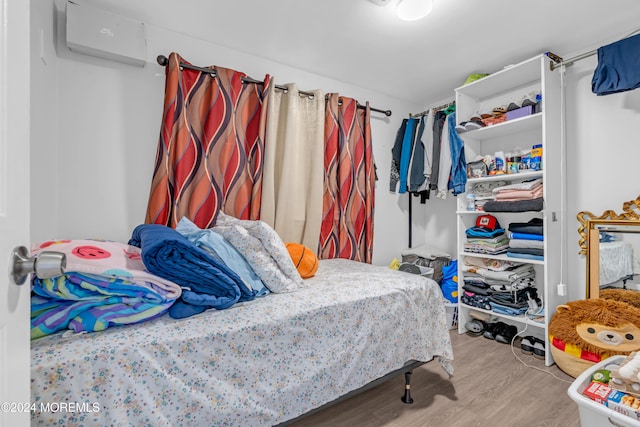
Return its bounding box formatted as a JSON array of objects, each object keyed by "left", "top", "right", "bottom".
[{"left": 31, "top": 259, "right": 454, "bottom": 426}]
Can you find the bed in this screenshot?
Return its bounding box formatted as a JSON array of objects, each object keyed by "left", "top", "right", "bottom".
[
  {"left": 31, "top": 258, "right": 454, "bottom": 426},
  {"left": 599, "top": 241, "right": 634, "bottom": 286}
]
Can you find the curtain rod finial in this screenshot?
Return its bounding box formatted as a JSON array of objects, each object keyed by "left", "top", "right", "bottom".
[{"left": 157, "top": 55, "right": 168, "bottom": 66}]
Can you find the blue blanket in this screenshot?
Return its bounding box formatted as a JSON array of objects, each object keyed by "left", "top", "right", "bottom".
[
  {"left": 176, "top": 217, "right": 269, "bottom": 297},
  {"left": 129, "top": 224, "right": 256, "bottom": 318},
  {"left": 31, "top": 273, "right": 175, "bottom": 339}
]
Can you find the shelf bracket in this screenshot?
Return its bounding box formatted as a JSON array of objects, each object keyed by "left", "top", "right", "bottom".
[{"left": 545, "top": 52, "right": 564, "bottom": 70}]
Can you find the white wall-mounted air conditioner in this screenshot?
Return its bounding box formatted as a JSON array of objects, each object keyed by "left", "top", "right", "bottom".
[{"left": 66, "top": 1, "right": 146, "bottom": 67}]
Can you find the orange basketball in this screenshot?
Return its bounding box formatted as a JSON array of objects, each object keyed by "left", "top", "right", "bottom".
[{"left": 285, "top": 242, "right": 318, "bottom": 279}]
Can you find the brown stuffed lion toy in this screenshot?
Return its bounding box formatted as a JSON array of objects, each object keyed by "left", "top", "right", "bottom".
[
  {"left": 549, "top": 297, "right": 640, "bottom": 378},
  {"left": 601, "top": 288, "right": 640, "bottom": 309}
]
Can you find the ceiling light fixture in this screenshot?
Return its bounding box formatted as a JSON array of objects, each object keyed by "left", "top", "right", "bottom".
[{"left": 396, "top": 0, "right": 433, "bottom": 21}]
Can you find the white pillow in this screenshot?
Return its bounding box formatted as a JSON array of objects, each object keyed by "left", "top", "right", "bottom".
[{"left": 214, "top": 213, "right": 302, "bottom": 293}]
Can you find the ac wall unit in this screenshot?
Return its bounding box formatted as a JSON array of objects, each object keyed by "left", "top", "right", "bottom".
[{"left": 66, "top": 1, "right": 146, "bottom": 67}]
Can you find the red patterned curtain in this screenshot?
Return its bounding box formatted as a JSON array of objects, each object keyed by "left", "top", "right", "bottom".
[
  {"left": 319, "top": 94, "right": 375, "bottom": 263},
  {"left": 145, "top": 52, "right": 270, "bottom": 229}
]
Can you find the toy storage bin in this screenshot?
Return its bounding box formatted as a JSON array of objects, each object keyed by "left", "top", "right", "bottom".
[{"left": 568, "top": 355, "right": 640, "bottom": 427}]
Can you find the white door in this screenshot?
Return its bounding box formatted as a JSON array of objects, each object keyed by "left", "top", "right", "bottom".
[{"left": 0, "top": 0, "right": 31, "bottom": 426}]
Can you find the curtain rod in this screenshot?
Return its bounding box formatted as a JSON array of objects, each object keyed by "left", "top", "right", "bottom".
[
  {"left": 550, "top": 27, "right": 640, "bottom": 71},
  {"left": 550, "top": 50, "right": 595, "bottom": 71},
  {"left": 156, "top": 55, "right": 392, "bottom": 117},
  {"left": 410, "top": 100, "right": 455, "bottom": 118}
]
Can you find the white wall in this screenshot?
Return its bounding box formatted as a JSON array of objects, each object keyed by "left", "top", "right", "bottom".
[
  {"left": 30, "top": 2, "right": 59, "bottom": 242},
  {"left": 29, "top": 0, "right": 458, "bottom": 266},
  {"left": 564, "top": 37, "right": 640, "bottom": 301}
]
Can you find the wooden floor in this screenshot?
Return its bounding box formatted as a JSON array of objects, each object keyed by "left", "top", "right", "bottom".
[{"left": 290, "top": 330, "right": 582, "bottom": 427}]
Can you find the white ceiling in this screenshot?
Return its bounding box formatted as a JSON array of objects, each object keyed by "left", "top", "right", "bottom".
[{"left": 88, "top": 0, "right": 640, "bottom": 104}]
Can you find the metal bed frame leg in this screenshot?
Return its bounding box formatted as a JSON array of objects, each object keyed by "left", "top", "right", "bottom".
[{"left": 400, "top": 371, "right": 414, "bottom": 404}]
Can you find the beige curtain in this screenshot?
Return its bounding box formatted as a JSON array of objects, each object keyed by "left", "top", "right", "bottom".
[{"left": 262, "top": 83, "right": 325, "bottom": 250}]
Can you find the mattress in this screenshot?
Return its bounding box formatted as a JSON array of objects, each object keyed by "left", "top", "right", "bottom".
[{"left": 31, "top": 258, "right": 454, "bottom": 426}]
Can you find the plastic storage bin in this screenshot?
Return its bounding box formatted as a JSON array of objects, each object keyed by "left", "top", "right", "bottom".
[
  {"left": 568, "top": 355, "right": 640, "bottom": 427},
  {"left": 506, "top": 105, "right": 535, "bottom": 121},
  {"left": 444, "top": 302, "right": 458, "bottom": 330}
]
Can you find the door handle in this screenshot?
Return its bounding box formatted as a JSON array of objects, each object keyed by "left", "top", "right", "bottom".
[{"left": 10, "top": 246, "right": 66, "bottom": 285}]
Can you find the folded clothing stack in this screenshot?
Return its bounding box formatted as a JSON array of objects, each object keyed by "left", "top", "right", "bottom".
[
  {"left": 507, "top": 218, "right": 544, "bottom": 261},
  {"left": 462, "top": 257, "right": 536, "bottom": 290},
  {"left": 482, "top": 178, "right": 544, "bottom": 213},
  {"left": 493, "top": 178, "right": 543, "bottom": 201},
  {"left": 467, "top": 180, "right": 507, "bottom": 211},
  {"left": 464, "top": 214, "right": 509, "bottom": 255},
  {"left": 460, "top": 256, "right": 537, "bottom": 316}
]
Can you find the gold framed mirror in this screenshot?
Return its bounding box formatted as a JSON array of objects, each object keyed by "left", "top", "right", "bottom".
[
  {"left": 578, "top": 195, "right": 640, "bottom": 298},
  {"left": 585, "top": 219, "right": 640, "bottom": 298}
]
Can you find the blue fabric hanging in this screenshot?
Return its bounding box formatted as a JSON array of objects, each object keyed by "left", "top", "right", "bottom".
[
  {"left": 447, "top": 112, "right": 467, "bottom": 196},
  {"left": 592, "top": 33, "right": 640, "bottom": 96},
  {"left": 398, "top": 118, "right": 417, "bottom": 194}
]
